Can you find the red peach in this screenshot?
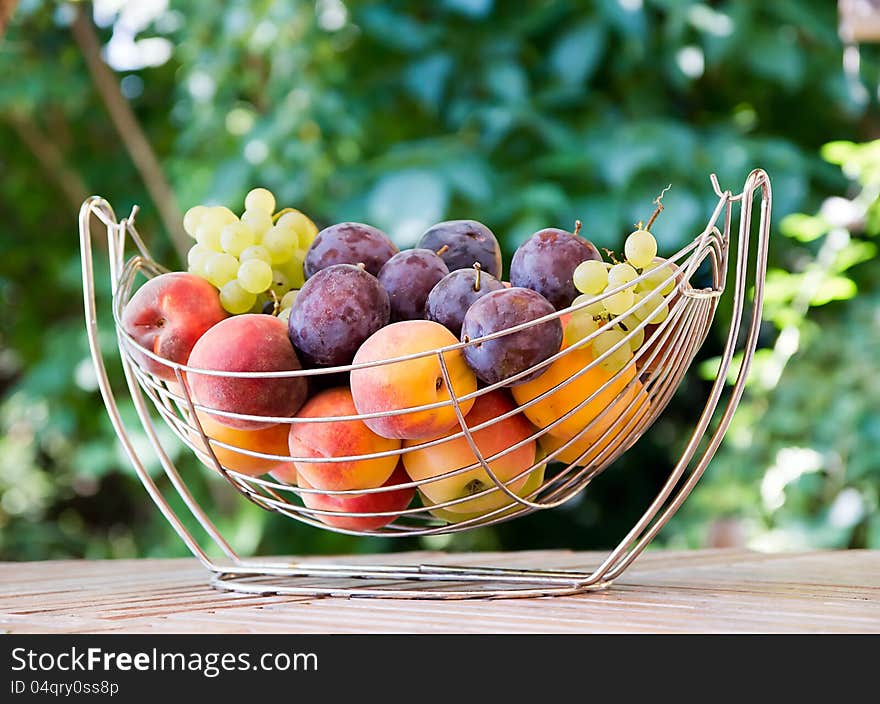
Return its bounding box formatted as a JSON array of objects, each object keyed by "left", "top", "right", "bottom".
[
  {"left": 121, "top": 272, "right": 227, "bottom": 380},
  {"left": 298, "top": 463, "right": 414, "bottom": 531},
  {"left": 187, "top": 314, "right": 307, "bottom": 430},
  {"left": 289, "top": 387, "right": 401, "bottom": 491}
]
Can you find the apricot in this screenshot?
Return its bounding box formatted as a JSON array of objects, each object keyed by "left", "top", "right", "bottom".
[
  {"left": 537, "top": 384, "right": 650, "bottom": 467},
  {"left": 121, "top": 272, "right": 227, "bottom": 380},
  {"left": 350, "top": 321, "right": 477, "bottom": 440},
  {"left": 298, "top": 463, "right": 414, "bottom": 531},
  {"left": 289, "top": 387, "right": 400, "bottom": 491},
  {"left": 190, "top": 411, "right": 293, "bottom": 477},
  {"left": 512, "top": 343, "right": 644, "bottom": 444},
  {"left": 402, "top": 390, "right": 536, "bottom": 515},
  {"left": 187, "top": 314, "right": 307, "bottom": 430}
]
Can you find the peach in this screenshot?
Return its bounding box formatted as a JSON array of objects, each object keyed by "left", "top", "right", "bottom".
[
  {"left": 402, "top": 390, "right": 536, "bottom": 515},
  {"left": 512, "top": 343, "right": 644, "bottom": 444},
  {"left": 121, "top": 272, "right": 227, "bottom": 380},
  {"left": 298, "top": 463, "right": 414, "bottom": 531},
  {"left": 187, "top": 314, "right": 307, "bottom": 430},
  {"left": 190, "top": 411, "right": 294, "bottom": 477},
  {"left": 289, "top": 387, "right": 400, "bottom": 491},
  {"left": 270, "top": 464, "right": 298, "bottom": 485},
  {"left": 424, "top": 459, "right": 545, "bottom": 523},
  {"left": 350, "top": 321, "right": 477, "bottom": 440}
]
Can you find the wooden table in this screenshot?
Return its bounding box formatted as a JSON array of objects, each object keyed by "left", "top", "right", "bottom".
[{"left": 1, "top": 549, "right": 878, "bottom": 633}]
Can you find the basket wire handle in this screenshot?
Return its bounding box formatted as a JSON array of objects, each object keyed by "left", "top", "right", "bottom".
[
  {"left": 79, "top": 197, "right": 236, "bottom": 568},
  {"left": 592, "top": 168, "right": 772, "bottom": 584}
]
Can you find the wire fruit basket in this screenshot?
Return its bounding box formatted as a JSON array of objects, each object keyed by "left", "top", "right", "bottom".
[{"left": 79, "top": 169, "right": 771, "bottom": 599}]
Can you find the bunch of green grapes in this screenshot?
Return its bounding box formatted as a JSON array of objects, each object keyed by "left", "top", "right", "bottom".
[
  {"left": 184, "top": 188, "right": 318, "bottom": 315},
  {"left": 569, "top": 226, "right": 678, "bottom": 373}
]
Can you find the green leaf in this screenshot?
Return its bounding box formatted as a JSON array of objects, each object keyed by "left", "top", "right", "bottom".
[
  {"left": 810, "top": 275, "right": 857, "bottom": 305},
  {"left": 780, "top": 213, "right": 831, "bottom": 242}
]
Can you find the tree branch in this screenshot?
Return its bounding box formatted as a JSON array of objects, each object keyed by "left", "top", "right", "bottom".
[
  {"left": 0, "top": 0, "right": 17, "bottom": 38},
  {"left": 5, "top": 112, "right": 90, "bottom": 210},
  {"left": 71, "top": 3, "right": 188, "bottom": 257}
]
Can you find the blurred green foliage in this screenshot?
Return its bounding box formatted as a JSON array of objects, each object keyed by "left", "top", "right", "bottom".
[{"left": 0, "top": 0, "right": 877, "bottom": 561}]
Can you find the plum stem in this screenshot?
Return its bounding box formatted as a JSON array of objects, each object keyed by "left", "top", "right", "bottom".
[
  {"left": 435, "top": 244, "right": 450, "bottom": 256},
  {"left": 473, "top": 262, "right": 482, "bottom": 291},
  {"left": 573, "top": 219, "right": 582, "bottom": 237}
]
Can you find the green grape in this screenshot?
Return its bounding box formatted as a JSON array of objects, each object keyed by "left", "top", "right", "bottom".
[
  {"left": 219, "top": 221, "right": 255, "bottom": 257},
  {"left": 195, "top": 223, "right": 222, "bottom": 251},
  {"left": 647, "top": 299, "right": 669, "bottom": 324},
  {"left": 239, "top": 244, "right": 272, "bottom": 264},
  {"left": 241, "top": 208, "right": 274, "bottom": 241},
  {"left": 201, "top": 206, "right": 238, "bottom": 233},
  {"left": 630, "top": 290, "right": 653, "bottom": 321},
  {"left": 276, "top": 210, "right": 318, "bottom": 246},
  {"left": 602, "top": 286, "right": 635, "bottom": 316},
  {"left": 205, "top": 252, "right": 240, "bottom": 288},
  {"left": 190, "top": 256, "right": 212, "bottom": 280},
  {"left": 237, "top": 259, "right": 273, "bottom": 294},
  {"left": 635, "top": 290, "right": 669, "bottom": 324},
  {"left": 625, "top": 324, "right": 645, "bottom": 352},
  {"left": 563, "top": 311, "right": 600, "bottom": 347},
  {"left": 607, "top": 262, "right": 638, "bottom": 288},
  {"left": 624, "top": 229, "right": 657, "bottom": 269},
  {"left": 615, "top": 310, "right": 645, "bottom": 352},
  {"left": 277, "top": 307, "right": 292, "bottom": 323},
  {"left": 277, "top": 258, "right": 306, "bottom": 289},
  {"left": 219, "top": 280, "right": 257, "bottom": 314},
  {"left": 269, "top": 269, "right": 291, "bottom": 298},
  {"left": 592, "top": 328, "right": 632, "bottom": 374},
  {"left": 183, "top": 205, "right": 208, "bottom": 237},
  {"left": 280, "top": 289, "right": 299, "bottom": 310},
  {"left": 262, "top": 225, "right": 297, "bottom": 264},
  {"left": 572, "top": 260, "right": 608, "bottom": 295},
  {"left": 245, "top": 187, "right": 276, "bottom": 214},
  {"left": 187, "top": 244, "right": 213, "bottom": 270},
  {"left": 639, "top": 259, "right": 676, "bottom": 295},
  {"left": 572, "top": 293, "right": 606, "bottom": 319}
]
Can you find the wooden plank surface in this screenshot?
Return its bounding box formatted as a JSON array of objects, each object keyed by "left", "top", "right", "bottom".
[{"left": 1, "top": 549, "right": 878, "bottom": 633}]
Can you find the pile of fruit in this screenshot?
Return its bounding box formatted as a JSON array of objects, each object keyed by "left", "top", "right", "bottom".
[{"left": 122, "top": 187, "right": 683, "bottom": 530}]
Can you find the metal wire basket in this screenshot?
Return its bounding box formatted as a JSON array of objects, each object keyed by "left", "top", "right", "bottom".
[{"left": 79, "top": 169, "right": 771, "bottom": 599}]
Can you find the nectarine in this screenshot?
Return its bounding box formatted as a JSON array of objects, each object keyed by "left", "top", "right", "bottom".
[{"left": 122, "top": 272, "right": 227, "bottom": 380}]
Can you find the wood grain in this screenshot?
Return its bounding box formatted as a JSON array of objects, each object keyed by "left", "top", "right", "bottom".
[{"left": 1, "top": 549, "right": 878, "bottom": 633}]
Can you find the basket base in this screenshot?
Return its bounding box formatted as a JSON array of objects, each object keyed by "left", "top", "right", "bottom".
[{"left": 209, "top": 562, "right": 612, "bottom": 599}]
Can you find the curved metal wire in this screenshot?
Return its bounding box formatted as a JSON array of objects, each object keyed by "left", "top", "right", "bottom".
[{"left": 78, "top": 169, "right": 771, "bottom": 598}]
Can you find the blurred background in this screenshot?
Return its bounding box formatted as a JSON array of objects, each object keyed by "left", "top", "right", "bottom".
[{"left": 1, "top": 0, "right": 879, "bottom": 562}]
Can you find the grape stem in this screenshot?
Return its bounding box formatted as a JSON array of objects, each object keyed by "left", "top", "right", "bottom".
[
  {"left": 268, "top": 288, "right": 281, "bottom": 316},
  {"left": 645, "top": 184, "right": 672, "bottom": 231},
  {"left": 603, "top": 247, "right": 621, "bottom": 264}
]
